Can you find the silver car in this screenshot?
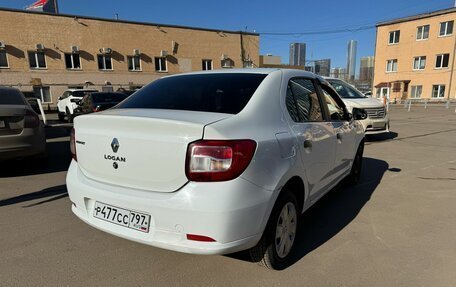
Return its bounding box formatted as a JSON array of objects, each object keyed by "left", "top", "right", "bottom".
[{"left": 0, "top": 87, "right": 46, "bottom": 160}]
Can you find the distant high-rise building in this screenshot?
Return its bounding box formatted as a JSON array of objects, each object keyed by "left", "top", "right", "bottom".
[
  {"left": 359, "top": 56, "right": 375, "bottom": 81},
  {"left": 314, "top": 59, "right": 331, "bottom": 77},
  {"left": 289, "top": 43, "right": 306, "bottom": 66},
  {"left": 347, "top": 40, "right": 357, "bottom": 81},
  {"left": 330, "top": 67, "right": 347, "bottom": 79}
]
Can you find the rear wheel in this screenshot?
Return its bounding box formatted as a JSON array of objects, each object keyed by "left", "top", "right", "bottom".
[
  {"left": 249, "top": 190, "right": 299, "bottom": 270},
  {"left": 346, "top": 141, "right": 364, "bottom": 185},
  {"left": 58, "top": 112, "right": 65, "bottom": 121}
]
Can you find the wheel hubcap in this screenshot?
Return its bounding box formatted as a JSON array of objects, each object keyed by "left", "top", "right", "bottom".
[{"left": 275, "top": 202, "right": 297, "bottom": 259}]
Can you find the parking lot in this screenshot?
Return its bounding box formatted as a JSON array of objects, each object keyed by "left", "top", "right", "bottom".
[{"left": 0, "top": 107, "right": 455, "bottom": 286}]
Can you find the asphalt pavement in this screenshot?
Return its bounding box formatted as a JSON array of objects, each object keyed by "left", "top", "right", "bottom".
[{"left": 0, "top": 107, "right": 455, "bottom": 286}]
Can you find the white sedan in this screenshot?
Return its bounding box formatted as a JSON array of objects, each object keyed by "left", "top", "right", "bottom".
[
  {"left": 325, "top": 78, "right": 390, "bottom": 135},
  {"left": 67, "top": 69, "right": 365, "bottom": 270}
]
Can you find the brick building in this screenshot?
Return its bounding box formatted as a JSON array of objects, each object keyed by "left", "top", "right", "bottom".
[
  {"left": 0, "top": 8, "right": 259, "bottom": 106},
  {"left": 373, "top": 8, "right": 456, "bottom": 101}
]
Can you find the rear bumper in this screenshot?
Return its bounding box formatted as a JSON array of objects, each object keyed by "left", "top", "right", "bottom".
[
  {"left": 0, "top": 126, "right": 46, "bottom": 160},
  {"left": 66, "top": 160, "right": 271, "bottom": 255}
]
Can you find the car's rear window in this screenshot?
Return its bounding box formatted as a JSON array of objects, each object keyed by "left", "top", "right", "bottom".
[
  {"left": 92, "top": 93, "right": 127, "bottom": 103},
  {"left": 117, "top": 73, "right": 267, "bottom": 114},
  {"left": 0, "top": 88, "right": 26, "bottom": 105}
]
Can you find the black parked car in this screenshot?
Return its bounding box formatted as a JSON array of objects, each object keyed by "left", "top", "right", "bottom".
[{"left": 71, "top": 92, "right": 128, "bottom": 122}]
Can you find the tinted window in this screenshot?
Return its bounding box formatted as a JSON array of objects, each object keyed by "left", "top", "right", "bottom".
[
  {"left": 118, "top": 74, "right": 267, "bottom": 114},
  {"left": 286, "top": 78, "right": 323, "bottom": 122},
  {"left": 72, "top": 90, "right": 97, "bottom": 98},
  {"left": 327, "top": 79, "right": 366, "bottom": 99},
  {"left": 92, "top": 93, "right": 127, "bottom": 103},
  {"left": 0, "top": 88, "right": 26, "bottom": 105}
]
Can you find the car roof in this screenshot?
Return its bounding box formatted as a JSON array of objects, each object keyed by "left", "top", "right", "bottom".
[
  {"left": 163, "top": 68, "right": 319, "bottom": 79},
  {"left": 0, "top": 87, "right": 21, "bottom": 92}
]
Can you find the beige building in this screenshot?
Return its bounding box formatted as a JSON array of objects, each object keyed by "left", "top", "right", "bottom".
[
  {"left": 373, "top": 8, "right": 456, "bottom": 101},
  {"left": 259, "top": 54, "right": 281, "bottom": 65},
  {"left": 0, "top": 8, "right": 259, "bottom": 107}
]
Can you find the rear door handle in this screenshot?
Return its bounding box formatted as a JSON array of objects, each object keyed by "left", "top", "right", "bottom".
[{"left": 303, "top": 140, "right": 312, "bottom": 149}]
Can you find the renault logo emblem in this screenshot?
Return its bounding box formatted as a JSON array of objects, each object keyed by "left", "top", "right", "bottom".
[{"left": 111, "top": 138, "right": 120, "bottom": 153}]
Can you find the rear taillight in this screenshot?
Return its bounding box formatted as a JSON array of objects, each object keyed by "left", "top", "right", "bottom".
[
  {"left": 185, "top": 140, "right": 256, "bottom": 182},
  {"left": 186, "top": 234, "right": 216, "bottom": 242},
  {"left": 24, "top": 110, "right": 40, "bottom": 128},
  {"left": 70, "top": 128, "right": 77, "bottom": 161}
]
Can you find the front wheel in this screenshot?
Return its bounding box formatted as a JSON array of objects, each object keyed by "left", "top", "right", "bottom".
[
  {"left": 346, "top": 141, "right": 364, "bottom": 186},
  {"left": 249, "top": 190, "right": 299, "bottom": 270}
]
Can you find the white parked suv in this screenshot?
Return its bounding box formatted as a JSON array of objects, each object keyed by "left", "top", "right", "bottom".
[
  {"left": 67, "top": 69, "right": 366, "bottom": 269},
  {"left": 56, "top": 89, "right": 98, "bottom": 122},
  {"left": 325, "top": 78, "right": 390, "bottom": 135}
]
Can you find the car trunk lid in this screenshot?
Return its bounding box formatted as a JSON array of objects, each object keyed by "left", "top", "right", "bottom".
[
  {"left": 74, "top": 109, "right": 231, "bottom": 192},
  {"left": 0, "top": 106, "right": 25, "bottom": 136}
]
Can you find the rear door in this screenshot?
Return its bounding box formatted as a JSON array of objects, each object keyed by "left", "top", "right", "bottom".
[{"left": 284, "top": 77, "right": 336, "bottom": 200}]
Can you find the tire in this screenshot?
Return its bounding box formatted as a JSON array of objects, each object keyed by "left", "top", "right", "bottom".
[
  {"left": 249, "top": 190, "right": 299, "bottom": 270},
  {"left": 346, "top": 140, "right": 364, "bottom": 186},
  {"left": 65, "top": 108, "right": 72, "bottom": 123},
  {"left": 68, "top": 114, "right": 75, "bottom": 123},
  {"left": 58, "top": 113, "right": 65, "bottom": 121}
]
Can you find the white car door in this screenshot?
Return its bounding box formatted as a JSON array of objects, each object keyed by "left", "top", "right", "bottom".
[
  {"left": 284, "top": 77, "right": 336, "bottom": 200},
  {"left": 319, "top": 83, "right": 356, "bottom": 180}
]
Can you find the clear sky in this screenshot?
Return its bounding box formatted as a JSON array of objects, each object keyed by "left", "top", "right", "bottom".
[{"left": 0, "top": 0, "right": 454, "bottom": 70}]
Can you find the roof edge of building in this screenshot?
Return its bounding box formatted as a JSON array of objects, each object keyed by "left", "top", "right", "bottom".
[
  {"left": 377, "top": 7, "right": 456, "bottom": 27},
  {"left": 0, "top": 7, "right": 259, "bottom": 36}
]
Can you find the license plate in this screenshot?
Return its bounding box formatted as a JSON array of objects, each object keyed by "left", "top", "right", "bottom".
[
  {"left": 373, "top": 122, "right": 386, "bottom": 129},
  {"left": 0, "top": 121, "right": 5, "bottom": 128},
  {"left": 93, "top": 202, "right": 150, "bottom": 233}
]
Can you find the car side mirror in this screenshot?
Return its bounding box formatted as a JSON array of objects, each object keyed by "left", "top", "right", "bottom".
[
  {"left": 58, "top": 96, "right": 62, "bottom": 101},
  {"left": 352, "top": 108, "right": 368, "bottom": 120}
]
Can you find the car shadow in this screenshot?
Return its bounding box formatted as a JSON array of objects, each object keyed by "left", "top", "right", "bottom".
[
  {"left": 0, "top": 127, "right": 71, "bottom": 178},
  {"left": 366, "top": 132, "right": 398, "bottom": 142},
  {"left": 0, "top": 185, "right": 68, "bottom": 208},
  {"left": 228, "top": 157, "right": 390, "bottom": 270}
]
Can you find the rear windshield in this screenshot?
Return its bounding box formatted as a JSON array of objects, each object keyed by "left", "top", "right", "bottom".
[
  {"left": 0, "top": 88, "right": 26, "bottom": 105},
  {"left": 72, "top": 90, "right": 97, "bottom": 97},
  {"left": 92, "top": 93, "right": 127, "bottom": 103},
  {"left": 117, "top": 73, "right": 267, "bottom": 114}
]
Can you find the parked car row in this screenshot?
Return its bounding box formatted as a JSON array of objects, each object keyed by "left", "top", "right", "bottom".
[{"left": 1, "top": 69, "right": 390, "bottom": 270}]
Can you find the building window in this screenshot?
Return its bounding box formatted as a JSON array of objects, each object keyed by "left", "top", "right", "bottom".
[
  {"left": 388, "top": 30, "right": 400, "bottom": 44},
  {"left": 202, "top": 59, "right": 212, "bottom": 70},
  {"left": 0, "top": 50, "right": 8, "bottom": 68},
  {"left": 416, "top": 25, "right": 430, "bottom": 40},
  {"left": 386, "top": 59, "right": 398, "bottom": 72},
  {"left": 432, "top": 85, "right": 445, "bottom": 98},
  {"left": 413, "top": 56, "right": 426, "bottom": 70},
  {"left": 65, "top": 53, "right": 81, "bottom": 70},
  {"left": 97, "top": 54, "right": 113, "bottom": 70},
  {"left": 435, "top": 54, "right": 450, "bottom": 69},
  {"left": 33, "top": 86, "right": 52, "bottom": 103},
  {"left": 28, "top": 51, "right": 46, "bottom": 69},
  {"left": 439, "top": 21, "right": 454, "bottom": 37},
  {"left": 127, "top": 55, "right": 141, "bottom": 71},
  {"left": 410, "top": 85, "right": 422, "bottom": 98},
  {"left": 155, "top": 57, "right": 167, "bottom": 72}
]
